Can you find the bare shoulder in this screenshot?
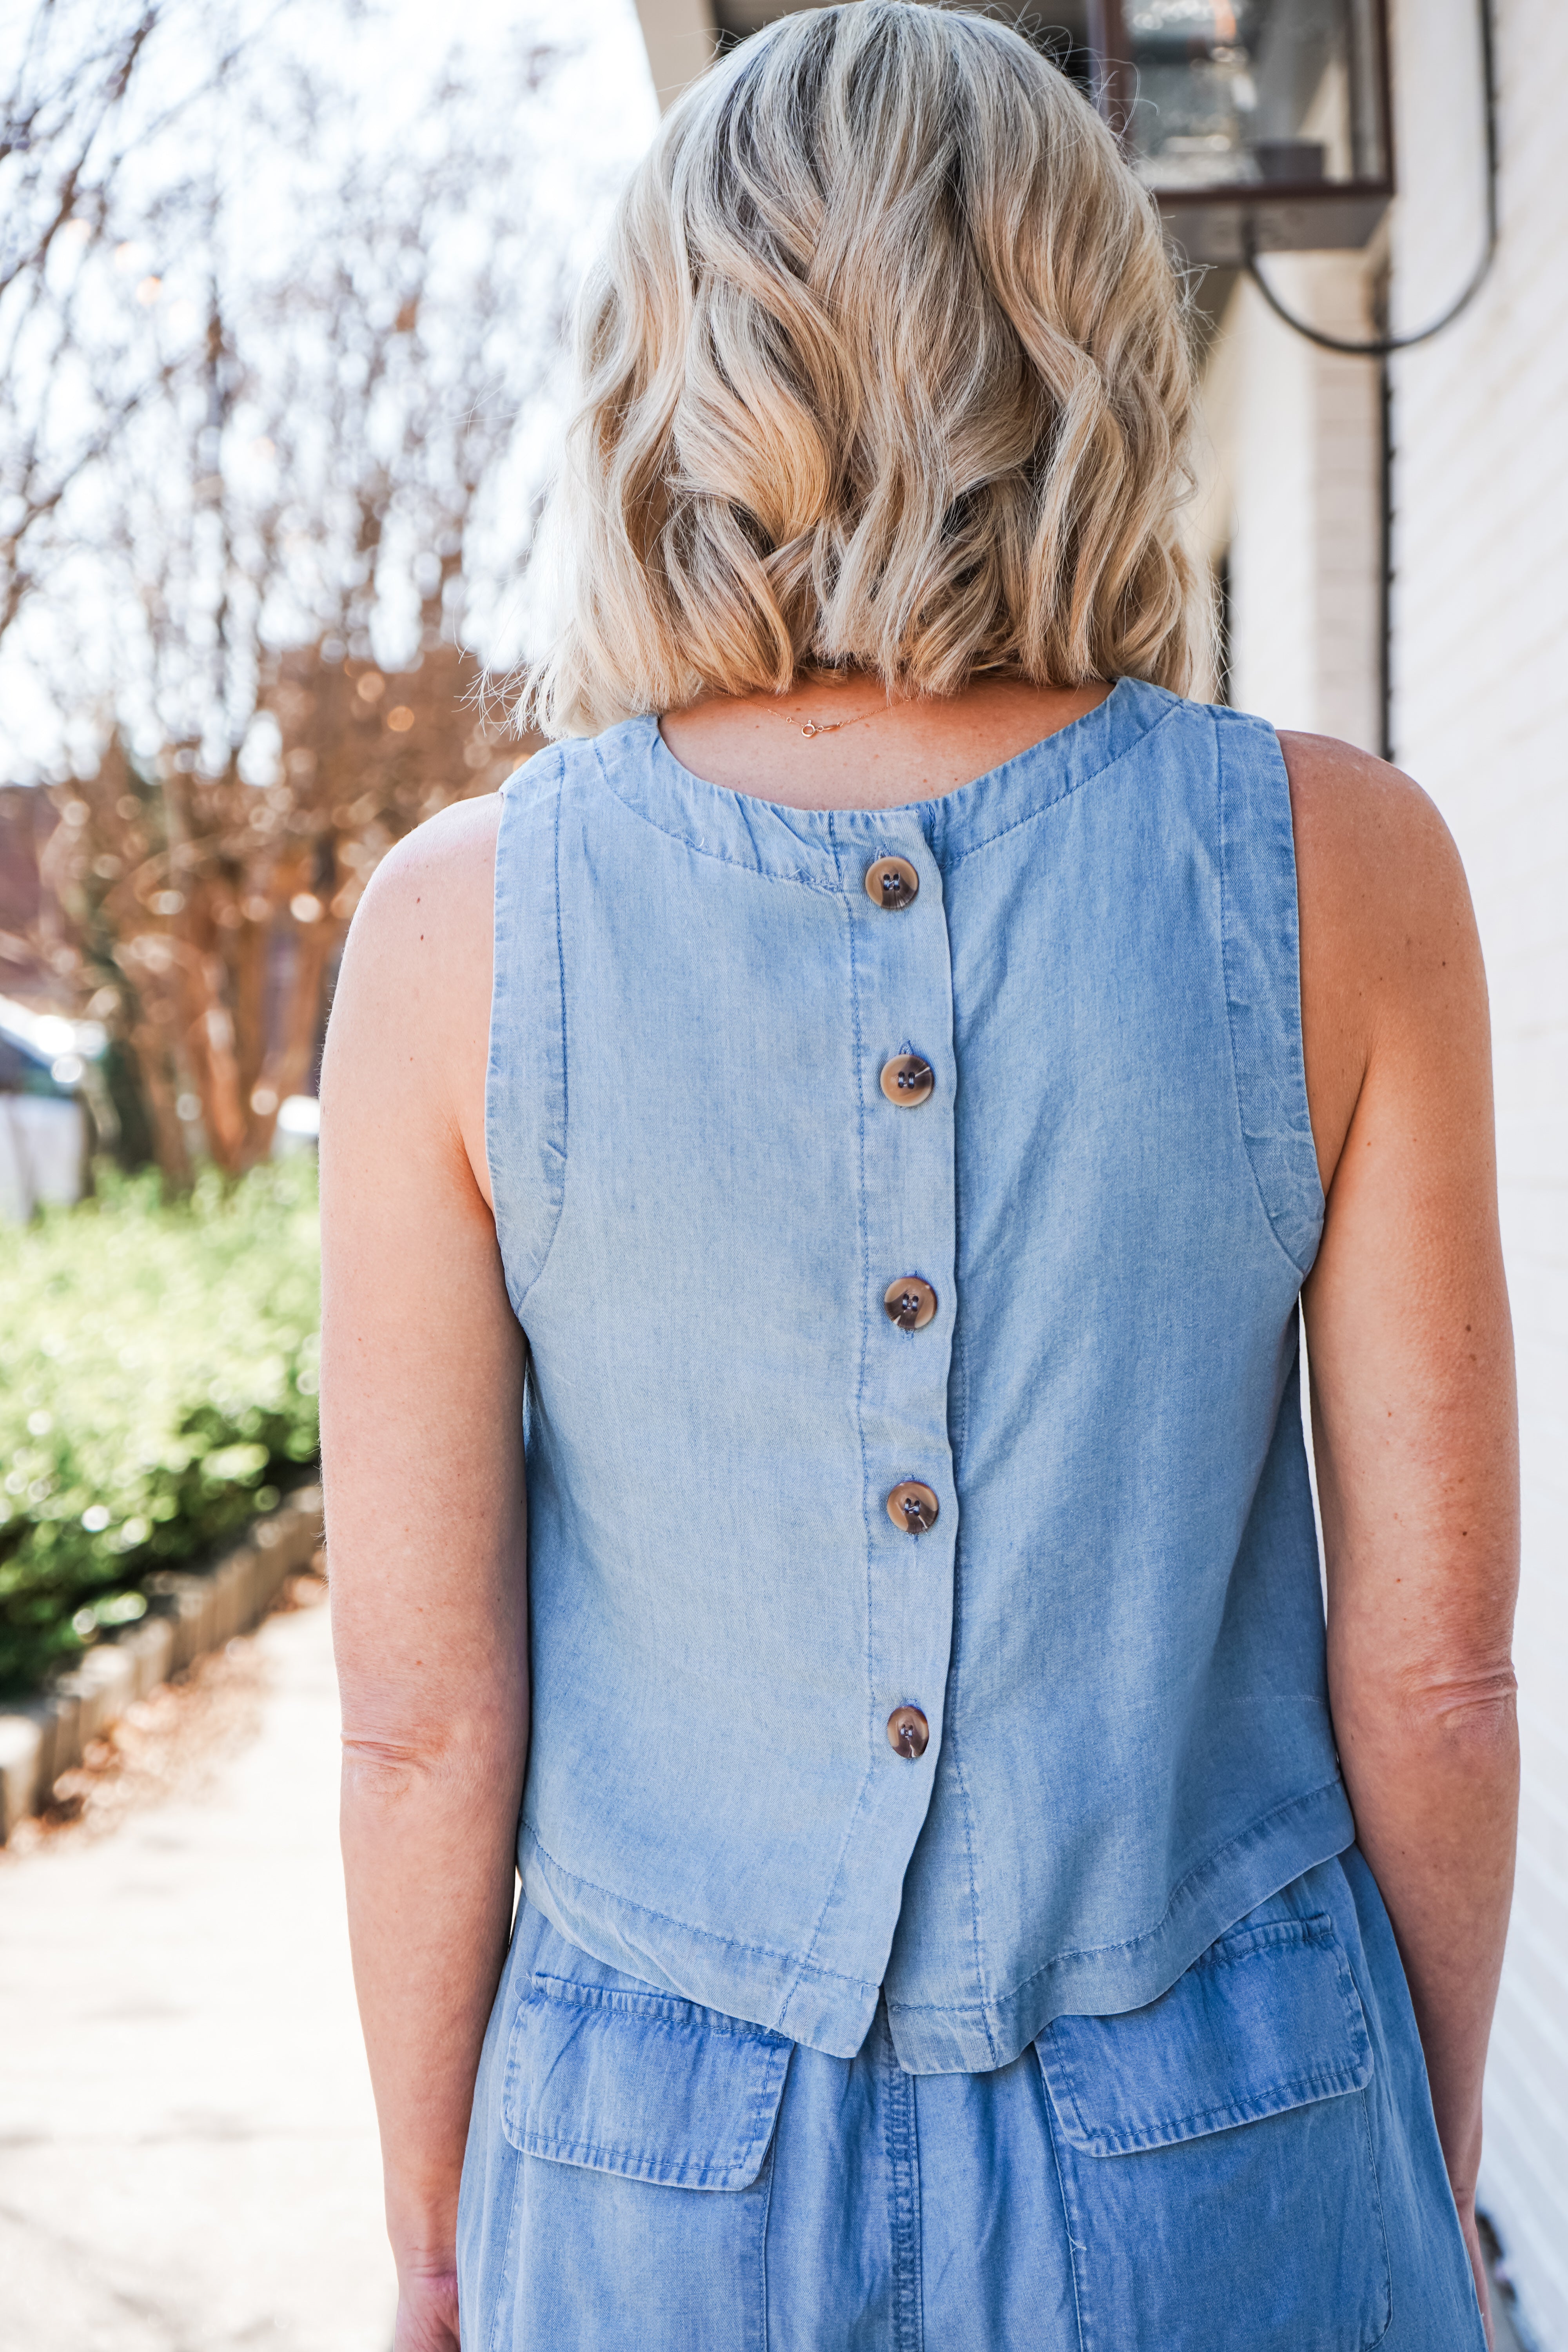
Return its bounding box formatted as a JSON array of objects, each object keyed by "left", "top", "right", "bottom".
[
  {"left": 1276, "top": 732, "right": 1485, "bottom": 1192},
  {"left": 322, "top": 792, "right": 503, "bottom": 1200},
  {"left": 1278, "top": 731, "right": 1474, "bottom": 942},
  {"left": 351, "top": 789, "right": 503, "bottom": 956}
]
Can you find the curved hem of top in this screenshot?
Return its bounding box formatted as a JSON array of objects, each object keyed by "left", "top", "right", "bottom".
[
  {"left": 886, "top": 1778, "right": 1357, "bottom": 2074},
  {"left": 518, "top": 1824, "right": 883, "bottom": 2060},
  {"left": 519, "top": 1779, "right": 1356, "bottom": 2074}
]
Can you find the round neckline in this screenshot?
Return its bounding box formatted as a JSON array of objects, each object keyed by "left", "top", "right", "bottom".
[
  {"left": 580, "top": 677, "right": 1181, "bottom": 889},
  {"left": 648, "top": 678, "right": 1137, "bottom": 829}
]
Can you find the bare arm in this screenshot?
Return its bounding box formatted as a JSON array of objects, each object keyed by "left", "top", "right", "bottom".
[
  {"left": 1287, "top": 733, "right": 1519, "bottom": 2337},
  {"left": 319, "top": 795, "right": 524, "bottom": 2352}
]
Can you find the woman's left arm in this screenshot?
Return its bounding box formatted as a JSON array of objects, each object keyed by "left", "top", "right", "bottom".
[
  {"left": 319, "top": 794, "right": 526, "bottom": 2352},
  {"left": 1288, "top": 733, "right": 1519, "bottom": 2339}
]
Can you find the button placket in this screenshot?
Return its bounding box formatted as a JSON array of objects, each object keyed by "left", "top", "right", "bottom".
[{"left": 848, "top": 825, "right": 957, "bottom": 1781}]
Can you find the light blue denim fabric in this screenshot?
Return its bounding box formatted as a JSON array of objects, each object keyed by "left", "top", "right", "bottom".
[
  {"left": 458, "top": 1850, "right": 1485, "bottom": 2350},
  {"left": 486, "top": 681, "right": 1351, "bottom": 2070}
]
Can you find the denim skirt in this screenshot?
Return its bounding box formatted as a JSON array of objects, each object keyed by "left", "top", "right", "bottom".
[{"left": 457, "top": 1847, "right": 1485, "bottom": 2351}]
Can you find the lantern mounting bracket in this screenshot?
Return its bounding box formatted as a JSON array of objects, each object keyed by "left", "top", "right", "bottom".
[{"left": 1240, "top": 0, "right": 1500, "bottom": 357}]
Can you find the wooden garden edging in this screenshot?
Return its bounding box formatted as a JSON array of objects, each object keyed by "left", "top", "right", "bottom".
[{"left": 0, "top": 1484, "right": 324, "bottom": 1842}]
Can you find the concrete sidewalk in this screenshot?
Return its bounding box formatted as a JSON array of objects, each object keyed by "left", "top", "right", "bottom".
[
  {"left": 0, "top": 1595, "right": 396, "bottom": 2352},
  {"left": 1, "top": 1595, "right": 1528, "bottom": 2352}
]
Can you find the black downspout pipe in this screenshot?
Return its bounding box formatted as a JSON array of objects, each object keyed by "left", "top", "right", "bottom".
[
  {"left": 1378, "top": 349, "right": 1394, "bottom": 765},
  {"left": 1239, "top": 0, "right": 1499, "bottom": 773}
]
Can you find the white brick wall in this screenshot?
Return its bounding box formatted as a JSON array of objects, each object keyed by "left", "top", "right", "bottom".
[
  {"left": 1207, "top": 0, "right": 1568, "bottom": 2337},
  {"left": 1387, "top": 2, "right": 1568, "bottom": 2338},
  {"left": 1198, "top": 256, "right": 1381, "bottom": 749}
]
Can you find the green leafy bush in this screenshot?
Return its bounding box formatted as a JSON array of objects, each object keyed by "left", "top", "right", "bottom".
[{"left": 0, "top": 1161, "right": 320, "bottom": 1693}]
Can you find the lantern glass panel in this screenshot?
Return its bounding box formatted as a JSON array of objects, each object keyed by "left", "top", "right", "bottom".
[{"left": 1122, "top": 0, "right": 1386, "bottom": 191}]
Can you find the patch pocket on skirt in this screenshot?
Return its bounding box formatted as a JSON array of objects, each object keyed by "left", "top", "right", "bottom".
[
  {"left": 1036, "top": 1915, "right": 1392, "bottom": 2352},
  {"left": 502, "top": 1972, "right": 792, "bottom": 2190}
]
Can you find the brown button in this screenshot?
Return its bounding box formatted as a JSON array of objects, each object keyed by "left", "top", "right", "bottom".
[
  {"left": 886, "top": 1480, "right": 940, "bottom": 1534},
  {"left": 880, "top": 1053, "right": 934, "bottom": 1107},
  {"left": 884, "top": 1277, "right": 937, "bottom": 1331},
  {"left": 865, "top": 856, "right": 920, "bottom": 911},
  {"left": 887, "top": 1706, "right": 930, "bottom": 1760}
]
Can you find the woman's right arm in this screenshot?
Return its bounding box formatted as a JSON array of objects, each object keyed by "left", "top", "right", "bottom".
[
  {"left": 1288, "top": 733, "right": 1520, "bottom": 2343},
  {"left": 319, "top": 795, "right": 528, "bottom": 2352}
]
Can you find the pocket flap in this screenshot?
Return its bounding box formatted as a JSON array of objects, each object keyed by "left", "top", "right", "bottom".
[
  {"left": 502, "top": 1973, "right": 792, "bottom": 2190},
  {"left": 1037, "top": 1914, "right": 1373, "bottom": 2156}
]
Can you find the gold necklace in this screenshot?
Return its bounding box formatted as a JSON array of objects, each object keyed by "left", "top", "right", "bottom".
[{"left": 777, "top": 699, "right": 895, "bottom": 740}]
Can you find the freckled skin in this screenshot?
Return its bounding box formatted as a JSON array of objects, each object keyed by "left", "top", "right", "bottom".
[
  {"left": 1285, "top": 728, "right": 1517, "bottom": 2344},
  {"left": 320, "top": 684, "right": 1517, "bottom": 2352}
]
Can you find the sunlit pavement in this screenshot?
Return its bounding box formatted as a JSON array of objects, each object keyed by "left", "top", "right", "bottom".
[{"left": 0, "top": 1597, "right": 395, "bottom": 2352}]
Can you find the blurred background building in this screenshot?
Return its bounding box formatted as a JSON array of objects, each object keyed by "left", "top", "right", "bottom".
[{"left": 635, "top": 0, "right": 1568, "bottom": 2337}]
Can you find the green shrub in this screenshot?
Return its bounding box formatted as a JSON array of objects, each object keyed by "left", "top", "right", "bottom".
[{"left": 0, "top": 1161, "right": 321, "bottom": 1694}]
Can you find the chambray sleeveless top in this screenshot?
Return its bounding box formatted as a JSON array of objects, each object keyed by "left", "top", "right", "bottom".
[{"left": 486, "top": 679, "right": 1354, "bottom": 2074}]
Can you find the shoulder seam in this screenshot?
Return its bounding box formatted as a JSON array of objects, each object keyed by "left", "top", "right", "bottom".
[{"left": 1214, "top": 710, "right": 1322, "bottom": 1281}]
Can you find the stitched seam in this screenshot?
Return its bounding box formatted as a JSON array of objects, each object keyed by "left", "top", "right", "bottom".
[
  {"left": 940, "top": 1539, "right": 996, "bottom": 2064},
  {"left": 595, "top": 738, "right": 840, "bottom": 896},
  {"left": 1064, "top": 2067, "right": 1375, "bottom": 2150},
  {"left": 518, "top": 2134, "right": 766, "bottom": 2185},
  {"left": 778, "top": 817, "right": 879, "bottom": 2032},
  {"left": 1325, "top": 1933, "right": 1377, "bottom": 2067},
  {"left": 884, "top": 2017, "right": 923, "bottom": 2352},
  {"left": 506, "top": 754, "right": 571, "bottom": 1319},
  {"left": 520, "top": 2038, "right": 789, "bottom": 2181},
  {"left": 943, "top": 696, "right": 1185, "bottom": 868},
  {"left": 597, "top": 691, "right": 1177, "bottom": 883},
  {"left": 1264, "top": 715, "right": 1326, "bottom": 1240},
  {"left": 521, "top": 1820, "right": 879, "bottom": 1993},
  {"left": 511, "top": 2038, "right": 790, "bottom": 2185},
  {"left": 1042, "top": 1916, "right": 1370, "bottom": 2146},
  {"left": 757, "top": 2066, "right": 781, "bottom": 2352},
  {"left": 1357, "top": 2082, "right": 1396, "bottom": 2345},
  {"left": 931, "top": 843, "right": 993, "bottom": 2060},
  {"left": 484, "top": 1999, "right": 533, "bottom": 2352},
  {"left": 1182, "top": 1928, "right": 1328, "bottom": 1971},
  {"left": 1343, "top": 1944, "right": 1396, "bottom": 2348},
  {"left": 486, "top": 757, "right": 563, "bottom": 1321},
  {"left": 1214, "top": 706, "right": 1320, "bottom": 1280},
  {"left": 528, "top": 1975, "right": 789, "bottom": 2041},
  {"left": 884, "top": 1779, "right": 1351, "bottom": 2013},
  {"left": 482, "top": 2136, "right": 525, "bottom": 2352},
  {"left": 1043, "top": 2061, "right": 1092, "bottom": 2352}
]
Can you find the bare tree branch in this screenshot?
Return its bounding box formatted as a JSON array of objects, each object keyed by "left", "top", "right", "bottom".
[{"left": 16, "top": 8, "right": 575, "bottom": 1173}]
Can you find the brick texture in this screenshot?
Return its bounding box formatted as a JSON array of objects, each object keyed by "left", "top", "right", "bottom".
[{"left": 1388, "top": 1, "right": 1568, "bottom": 2336}]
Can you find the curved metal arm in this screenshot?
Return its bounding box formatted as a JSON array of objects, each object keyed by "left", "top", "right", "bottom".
[{"left": 1243, "top": 0, "right": 1499, "bottom": 359}]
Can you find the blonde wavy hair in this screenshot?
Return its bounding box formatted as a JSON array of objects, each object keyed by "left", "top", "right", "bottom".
[{"left": 523, "top": 2, "right": 1203, "bottom": 737}]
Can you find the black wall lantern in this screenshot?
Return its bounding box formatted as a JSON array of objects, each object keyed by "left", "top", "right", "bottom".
[
  {"left": 1085, "top": 0, "right": 1394, "bottom": 263},
  {"left": 706, "top": 2, "right": 1396, "bottom": 267}
]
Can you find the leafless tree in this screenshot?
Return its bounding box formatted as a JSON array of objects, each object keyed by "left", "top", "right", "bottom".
[
  {"left": 0, "top": 1, "right": 275, "bottom": 650},
  {"left": 25, "top": 13, "right": 567, "bottom": 1176}
]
